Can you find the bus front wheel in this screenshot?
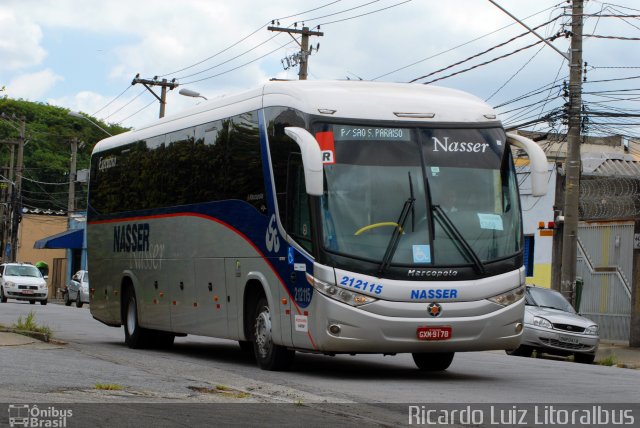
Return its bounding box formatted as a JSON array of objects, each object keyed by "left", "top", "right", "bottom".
[
  {"left": 412, "top": 352, "right": 455, "bottom": 371},
  {"left": 252, "top": 296, "right": 294, "bottom": 371}
]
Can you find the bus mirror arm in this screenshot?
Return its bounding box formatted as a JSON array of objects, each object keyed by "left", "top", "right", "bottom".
[
  {"left": 284, "top": 127, "right": 324, "bottom": 196},
  {"left": 506, "top": 133, "right": 548, "bottom": 197}
]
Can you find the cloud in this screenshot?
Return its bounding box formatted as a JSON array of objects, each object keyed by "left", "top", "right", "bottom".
[
  {"left": 6, "top": 69, "right": 63, "bottom": 100},
  {"left": 0, "top": 9, "right": 46, "bottom": 71}
]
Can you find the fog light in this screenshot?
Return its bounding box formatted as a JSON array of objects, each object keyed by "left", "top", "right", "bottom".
[
  {"left": 515, "top": 323, "right": 523, "bottom": 334},
  {"left": 329, "top": 324, "right": 341, "bottom": 335}
]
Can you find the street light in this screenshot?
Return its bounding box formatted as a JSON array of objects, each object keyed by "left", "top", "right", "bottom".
[
  {"left": 68, "top": 111, "right": 113, "bottom": 137},
  {"left": 179, "top": 88, "right": 208, "bottom": 100}
]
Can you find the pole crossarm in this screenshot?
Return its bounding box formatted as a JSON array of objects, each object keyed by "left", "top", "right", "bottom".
[{"left": 131, "top": 75, "right": 179, "bottom": 118}]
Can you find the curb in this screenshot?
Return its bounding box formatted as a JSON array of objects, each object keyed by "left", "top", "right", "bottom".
[{"left": 0, "top": 326, "right": 66, "bottom": 344}]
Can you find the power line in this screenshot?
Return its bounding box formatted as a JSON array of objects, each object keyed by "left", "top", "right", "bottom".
[
  {"left": 316, "top": 0, "right": 413, "bottom": 27},
  {"left": 372, "top": 1, "right": 566, "bottom": 81},
  {"left": 409, "top": 16, "right": 564, "bottom": 84},
  {"left": 159, "top": 0, "right": 343, "bottom": 78},
  {"left": 91, "top": 85, "right": 132, "bottom": 117}
]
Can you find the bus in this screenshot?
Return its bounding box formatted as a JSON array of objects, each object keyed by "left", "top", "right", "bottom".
[{"left": 87, "top": 80, "right": 547, "bottom": 371}]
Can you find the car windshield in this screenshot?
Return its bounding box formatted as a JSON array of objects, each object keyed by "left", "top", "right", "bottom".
[
  {"left": 526, "top": 287, "right": 575, "bottom": 313},
  {"left": 83, "top": 272, "right": 89, "bottom": 283},
  {"left": 4, "top": 265, "right": 42, "bottom": 278},
  {"left": 314, "top": 122, "right": 521, "bottom": 268}
]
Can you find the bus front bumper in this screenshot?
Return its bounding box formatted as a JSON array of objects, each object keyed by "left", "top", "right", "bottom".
[{"left": 304, "top": 293, "right": 524, "bottom": 354}]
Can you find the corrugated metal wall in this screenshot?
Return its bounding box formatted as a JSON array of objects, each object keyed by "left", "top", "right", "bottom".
[{"left": 576, "top": 221, "right": 633, "bottom": 341}]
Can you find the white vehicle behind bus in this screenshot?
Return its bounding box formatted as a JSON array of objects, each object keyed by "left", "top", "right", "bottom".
[{"left": 87, "top": 80, "right": 547, "bottom": 371}]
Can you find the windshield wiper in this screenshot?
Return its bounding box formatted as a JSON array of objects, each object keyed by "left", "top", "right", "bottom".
[
  {"left": 432, "top": 205, "right": 486, "bottom": 275},
  {"left": 378, "top": 173, "right": 416, "bottom": 276}
]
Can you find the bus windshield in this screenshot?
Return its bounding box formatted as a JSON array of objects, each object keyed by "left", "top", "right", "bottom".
[{"left": 315, "top": 123, "right": 521, "bottom": 268}]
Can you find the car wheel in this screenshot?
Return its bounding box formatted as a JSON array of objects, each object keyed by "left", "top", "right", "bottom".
[
  {"left": 76, "top": 291, "right": 83, "bottom": 308},
  {"left": 0, "top": 287, "right": 7, "bottom": 303},
  {"left": 252, "top": 296, "right": 294, "bottom": 371},
  {"left": 40, "top": 299, "right": 47, "bottom": 306},
  {"left": 30, "top": 300, "right": 36, "bottom": 305},
  {"left": 123, "top": 287, "right": 150, "bottom": 349},
  {"left": 505, "top": 345, "right": 534, "bottom": 358},
  {"left": 412, "top": 352, "right": 455, "bottom": 371},
  {"left": 574, "top": 353, "right": 595, "bottom": 364},
  {"left": 64, "top": 290, "right": 72, "bottom": 306}
]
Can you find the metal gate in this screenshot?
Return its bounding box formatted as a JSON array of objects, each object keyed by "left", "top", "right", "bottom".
[{"left": 576, "top": 221, "right": 633, "bottom": 341}]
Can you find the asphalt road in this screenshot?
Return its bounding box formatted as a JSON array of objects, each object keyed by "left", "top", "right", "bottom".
[{"left": 1, "top": 301, "right": 639, "bottom": 427}]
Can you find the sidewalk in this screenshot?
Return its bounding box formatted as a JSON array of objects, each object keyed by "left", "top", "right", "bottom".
[{"left": 596, "top": 342, "right": 640, "bottom": 369}]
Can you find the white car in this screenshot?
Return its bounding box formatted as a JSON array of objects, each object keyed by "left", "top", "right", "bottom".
[
  {"left": 506, "top": 285, "right": 599, "bottom": 363},
  {"left": 65, "top": 270, "right": 90, "bottom": 308},
  {"left": 0, "top": 263, "right": 48, "bottom": 305}
]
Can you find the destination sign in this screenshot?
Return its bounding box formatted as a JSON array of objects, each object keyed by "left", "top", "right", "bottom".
[{"left": 333, "top": 125, "right": 411, "bottom": 141}]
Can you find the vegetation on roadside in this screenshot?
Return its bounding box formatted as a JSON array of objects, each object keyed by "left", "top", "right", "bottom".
[
  {"left": 596, "top": 354, "right": 618, "bottom": 367},
  {"left": 12, "top": 311, "right": 52, "bottom": 337},
  {"left": 95, "top": 383, "right": 124, "bottom": 391}
]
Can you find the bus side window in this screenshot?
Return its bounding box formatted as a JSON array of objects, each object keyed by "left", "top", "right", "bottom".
[
  {"left": 287, "top": 153, "right": 313, "bottom": 253},
  {"left": 228, "top": 112, "right": 266, "bottom": 213}
]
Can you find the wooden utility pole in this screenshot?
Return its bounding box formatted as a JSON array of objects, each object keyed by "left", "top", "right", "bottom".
[
  {"left": 9, "top": 116, "right": 26, "bottom": 262},
  {"left": 268, "top": 25, "right": 323, "bottom": 80},
  {"left": 131, "top": 75, "right": 179, "bottom": 118},
  {"left": 559, "top": 0, "right": 584, "bottom": 305},
  {"left": 68, "top": 138, "right": 78, "bottom": 216}
]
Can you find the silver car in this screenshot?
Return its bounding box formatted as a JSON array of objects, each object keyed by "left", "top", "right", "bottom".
[
  {"left": 507, "top": 285, "right": 599, "bottom": 363},
  {"left": 65, "top": 270, "right": 89, "bottom": 308}
]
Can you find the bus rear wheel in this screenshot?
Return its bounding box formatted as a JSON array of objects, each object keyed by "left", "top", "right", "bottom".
[
  {"left": 412, "top": 352, "right": 455, "bottom": 371},
  {"left": 252, "top": 296, "right": 294, "bottom": 371},
  {"left": 123, "top": 287, "right": 150, "bottom": 349}
]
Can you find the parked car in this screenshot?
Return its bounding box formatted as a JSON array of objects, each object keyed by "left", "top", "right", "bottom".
[
  {"left": 65, "top": 270, "right": 89, "bottom": 308},
  {"left": 507, "top": 285, "right": 599, "bottom": 363},
  {"left": 0, "top": 262, "right": 48, "bottom": 305}
]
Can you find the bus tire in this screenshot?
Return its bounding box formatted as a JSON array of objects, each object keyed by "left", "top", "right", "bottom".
[
  {"left": 252, "top": 296, "right": 294, "bottom": 371},
  {"left": 412, "top": 352, "right": 455, "bottom": 371},
  {"left": 123, "top": 287, "right": 150, "bottom": 349}
]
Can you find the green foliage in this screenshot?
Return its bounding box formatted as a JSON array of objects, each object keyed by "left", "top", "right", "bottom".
[
  {"left": 12, "top": 311, "right": 52, "bottom": 336},
  {"left": 95, "top": 383, "right": 124, "bottom": 391},
  {"left": 0, "top": 98, "right": 129, "bottom": 211}
]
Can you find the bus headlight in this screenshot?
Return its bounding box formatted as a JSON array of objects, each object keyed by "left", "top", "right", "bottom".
[
  {"left": 488, "top": 285, "right": 525, "bottom": 307},
  {"left": 306, "top": 273, "right": 377, "bottom": 307}
]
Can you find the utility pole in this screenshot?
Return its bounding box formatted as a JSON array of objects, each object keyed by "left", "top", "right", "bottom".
[
  {"left": 68, "top": 138, "right": 78, "bottom": 216},
  {"left": 268, "top": 25, "right": 323, "bottom": 80},
  {"left": 10, "top": 116, "right": 25, "bottom": 262},
  {"left": 560, "top": 0, "right": 584, "bottom": 305},
  {"left": 131, "top": 75, "right": 179, "bottom": 118}
]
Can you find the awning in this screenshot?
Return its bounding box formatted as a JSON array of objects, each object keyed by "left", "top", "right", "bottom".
[{"left": 34, "top": 228, "right": 84, "bottom": 249}]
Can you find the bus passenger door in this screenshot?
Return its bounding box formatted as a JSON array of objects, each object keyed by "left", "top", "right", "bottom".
[{"left": 193, "top": 258, "right": 228, "bottom": 337}]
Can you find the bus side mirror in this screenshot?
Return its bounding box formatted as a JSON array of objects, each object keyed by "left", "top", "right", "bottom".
[
  {"left": 284, "top": 127, "right": 324, "bottom": 196},
  {"left": 506, "top": 133, "right": 548, "bottom": 197}
]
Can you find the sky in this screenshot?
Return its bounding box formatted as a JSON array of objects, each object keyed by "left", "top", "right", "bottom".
[{"left": 1, "top": 0, "right": 639, "bottom": 136}]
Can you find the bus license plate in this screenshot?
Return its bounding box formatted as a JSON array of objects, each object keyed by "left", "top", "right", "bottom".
[{"left": 417, "top": 326, "right": 452, "bottom": 341}]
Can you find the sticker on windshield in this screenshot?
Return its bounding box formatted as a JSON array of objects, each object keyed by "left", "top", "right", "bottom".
[
  {"left": 315, "top": 131, "right": 336, "bottom": 164},
  {"left": 477, "top": 213, "right": 504, "bottom": 230},
  {"left": 430, "top": 167, "right": 440, "bottom": 176},
  {"left": 413, "top": 245, "right": 431, "bottom": 263}
]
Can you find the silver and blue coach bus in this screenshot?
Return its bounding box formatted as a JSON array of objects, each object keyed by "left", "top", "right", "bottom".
[{"left": 88, "top": 80, "right": 547, "bottom": 371}]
